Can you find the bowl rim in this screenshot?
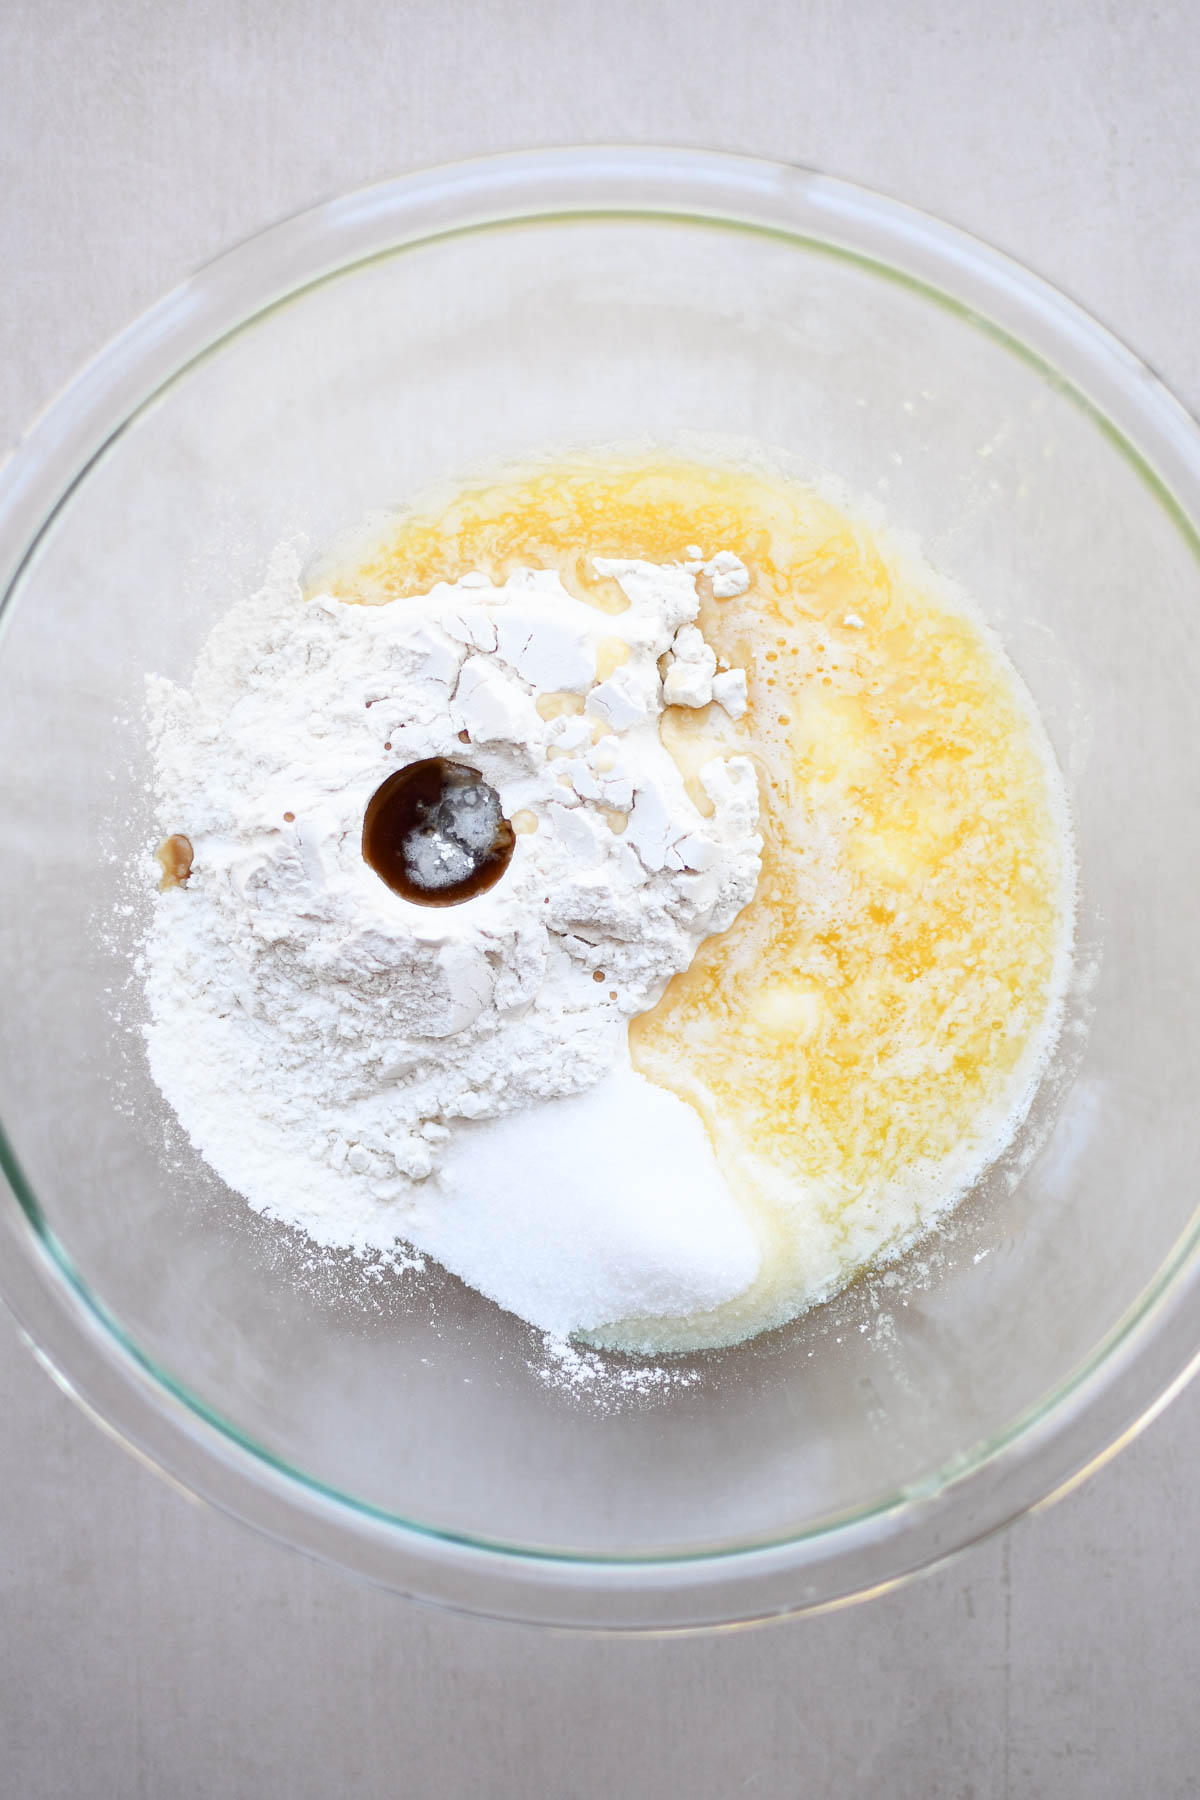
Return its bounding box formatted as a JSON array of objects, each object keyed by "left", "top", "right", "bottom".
[{"left": 4, "top": 143, "right": 1200, "bottom": 1631}]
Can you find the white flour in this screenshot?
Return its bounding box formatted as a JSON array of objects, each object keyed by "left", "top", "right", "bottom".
[{"left": 145, "top": 546, "right": 763, "bottom": 1338}]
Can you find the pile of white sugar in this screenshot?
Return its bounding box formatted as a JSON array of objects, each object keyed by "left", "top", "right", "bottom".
[{"left": 144, "top": 546, "right": 764, "bottom": 1341}]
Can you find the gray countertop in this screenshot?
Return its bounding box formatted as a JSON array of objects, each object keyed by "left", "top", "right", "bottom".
[{"left": 4, "top": 3, "right": 1200, "bottom": 1794}]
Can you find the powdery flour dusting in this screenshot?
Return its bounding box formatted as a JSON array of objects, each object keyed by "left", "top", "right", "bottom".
[{"left": 144, "top": 545, "right": 763, "bottom": 1339}]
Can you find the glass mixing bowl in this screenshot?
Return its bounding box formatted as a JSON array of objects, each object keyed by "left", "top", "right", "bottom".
[{"left": 3, "top": 147, "right": 1200, "bottom": 1631}]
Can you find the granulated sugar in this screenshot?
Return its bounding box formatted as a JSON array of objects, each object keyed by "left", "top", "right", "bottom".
[{"left": 414, "top": 1064, "right": 758, "bottom": 1340}]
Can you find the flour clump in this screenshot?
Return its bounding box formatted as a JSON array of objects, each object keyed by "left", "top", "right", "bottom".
[{"left": 143, "top": 544, "right": 763, "bottom": 1335}]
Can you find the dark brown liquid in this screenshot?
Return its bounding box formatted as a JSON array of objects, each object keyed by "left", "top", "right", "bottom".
[
  {"left": 362, "top": 758, "right": 515, "bottom": 907},
  {"left": 155, "top": 833, "right": 194, "bottom": 890}
]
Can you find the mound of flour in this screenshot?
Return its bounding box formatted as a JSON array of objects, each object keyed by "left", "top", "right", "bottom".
[{"left": 144, "top": 546, "right": 763, "bottom": 1336}]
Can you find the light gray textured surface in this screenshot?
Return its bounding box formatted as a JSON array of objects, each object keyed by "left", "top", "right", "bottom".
[{"left": 4, "top": 3, "right": 1200, "bottom": 1795}]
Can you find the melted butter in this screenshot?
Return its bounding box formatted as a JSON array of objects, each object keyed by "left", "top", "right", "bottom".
[
  {"left": 535, "top": 691, "right": 585, "bottom": 721},
  {"left": 331, "top": 458, "right": 1071, "bottom": 1350},
  {"left": 595, "top": 635, "right": 631, "bottom": 681}
]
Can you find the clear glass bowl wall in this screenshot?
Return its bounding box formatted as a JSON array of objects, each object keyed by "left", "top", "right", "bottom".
[{"left": 1, "top": 152, "right": 1199, "bottom": 1629}]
